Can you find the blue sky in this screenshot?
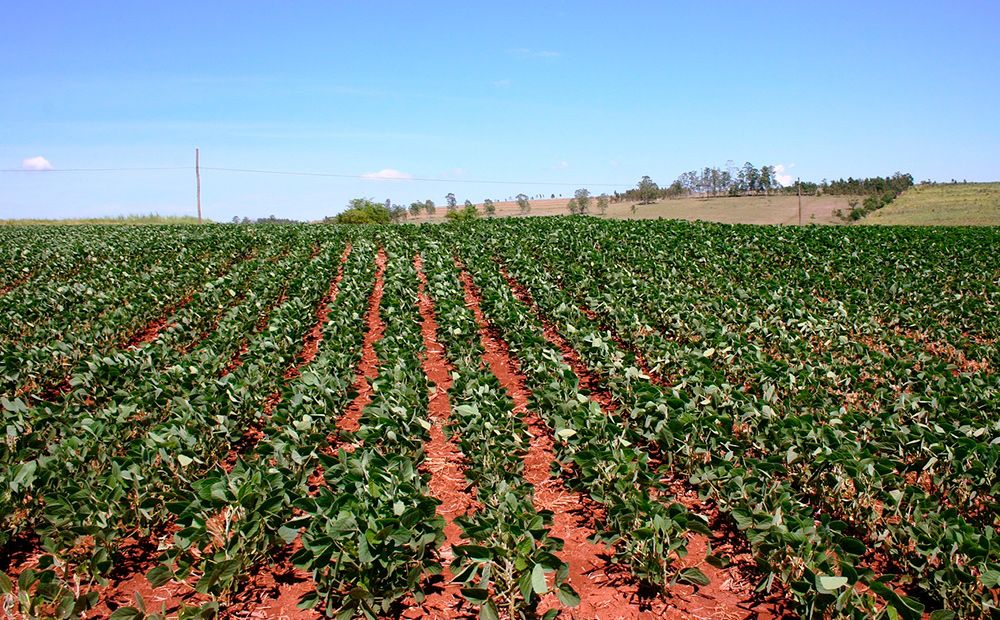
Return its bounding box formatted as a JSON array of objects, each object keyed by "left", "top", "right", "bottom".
[{"left": 2, "top": 1, "right": 999, "bottom": 221}]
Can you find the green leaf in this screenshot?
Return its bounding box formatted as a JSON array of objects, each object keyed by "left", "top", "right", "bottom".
[
  {"left": 928, "top": 611, "right": 956, "bottom": 620},
  {"left": 461, "top": 588, "right": 489, "bottom": 604},
  {"left": 678, "top": 567, "right": 711, "bottom": 586},
  {"left": 0, "top": 570, "right": 12, "bottom": 595},
  {"left": 981, "top": 568, "right": 1000, "bottom": 589},
  {"left": 480, "top": 600, "right": 499, "bottom": 620},
  {"left": 109, "top": 608, "right": 144, "bottom": 620},
  {"left": 816, "top": 574, "right": 849, "bottom": 592},
  {"left": 146, "top": 565, "right": 173, "bottom": 588},
  {"left": 556, "top": 583, "right": 580, "bottom": 607},
  {"left": 531, "top": 563, "right": 548, "bottom": 595}
]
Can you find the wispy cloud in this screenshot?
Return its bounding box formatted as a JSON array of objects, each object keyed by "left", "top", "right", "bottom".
[
  {"left": 491, "top": 79, "right": 512, "bottom": 88},
  {"left": 552, "top": 160, "right": 569, "bottom": 170},
  {"left": 361, "top": 168, "right": 413, "bottom": 181},
  {"left": 507, "top": 48, "right": 561, "bottom": 59},
  {"left": 21, "top": 156, "right": 53, "bottom": 171}
]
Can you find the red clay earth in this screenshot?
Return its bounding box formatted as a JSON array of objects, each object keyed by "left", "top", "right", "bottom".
[
  {"left": 125, "top": 292, "right": 195, "bottom": 349},
  {"left": 336, "top": 248, "right": 388, "bottom": 435},
  {"left": 457, "top": 264, "right": 653, "bottom": 619},
  {"left": 403, "top": 254, "right": 477, "bottom": 618},
  {"left": 495, "top": 266, "right": 791, "bottom": 619}
]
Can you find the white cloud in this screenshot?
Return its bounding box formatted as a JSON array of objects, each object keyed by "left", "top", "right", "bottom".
[
  {"left": 491, "top": 79, "right": 512, "bottom": 88},
  {"left": 507, "top": 48, "right": 561, "bottom": 59},
  {"left": 553, "top": 160, "right": 569, "bottom": 170},
  {"left": 22, "top": 156, "right": 53, "bottom": 171},
  {"left": 774, "top": 163, "right": 794, "bottom": 187},
  {"left": 361, "top": 168, "right": 412, "bottom": 181}
]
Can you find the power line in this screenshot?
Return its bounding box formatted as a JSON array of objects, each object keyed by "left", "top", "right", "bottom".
[
  {"left": 2, "top": 164, "right": 630, "bottom": 188},
  {"left": 0, "top": 166, "right": 189, "bottom": 173},
  {"left": 204, "top": 166, "right": 629, "bottom": 187}
]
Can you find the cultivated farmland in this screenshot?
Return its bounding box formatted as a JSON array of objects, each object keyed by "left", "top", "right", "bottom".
[{"left": 0, "top": 219, "right": 997, "bottom": 619}]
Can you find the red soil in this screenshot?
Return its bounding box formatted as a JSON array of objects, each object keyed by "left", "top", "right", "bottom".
[
  {"left": 336, "top": 248, "right": 387, "bottom": 435},
  {"left": 125, "top": 293, "right": 194, "bottom": 349},
  {"left": 492, "top": 264, "right": 791, "bottom": 619},
  {"left": 458, "top": 264, "right": 654, "bottom": 618},
  {"left": 0, "top": 271, "right": 34, "bottom": 297},
  {"left": 405, "top": 254, "right": 476, "bottom": 618}
]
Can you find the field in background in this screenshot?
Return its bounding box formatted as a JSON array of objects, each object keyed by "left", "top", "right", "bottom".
[
  {"left": 0, "top": 214, "right": 207, "bottom": 226},
  {"left": 861, "top": 182, "right": 1000, "bottom": 225},
  {"left": 418, "top": 194, "right": 857, "bottom": 225}
]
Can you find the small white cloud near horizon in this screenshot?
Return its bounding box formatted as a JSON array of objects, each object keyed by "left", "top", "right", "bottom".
[
  {"left": 553, "top": 160, "right": 569, "bottom": 170},
  {"left": 22, "top": 156, "right": 53, "bottom": 171},
  {"left": 491, "top": 79, "right": 512, "bottom": 88},
  {"left": 361, "top": 168, "right": 413, "bottom": 181},
  {"left": 774, "top": 163, "right": 794, "bottom": 187}
]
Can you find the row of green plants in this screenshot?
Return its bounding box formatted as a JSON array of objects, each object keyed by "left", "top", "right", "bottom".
[
  {"left": 1, "top": 237, "right": 349, "bottom": 617},
  {"left": 439, "top": 229, "right": 714, "bottom": 599},
  {"left": 479, "top": 217, "right": 998, "bottom": 618},
  {"left": 416, "top": 242, "right": 577, "bottom": 619}
]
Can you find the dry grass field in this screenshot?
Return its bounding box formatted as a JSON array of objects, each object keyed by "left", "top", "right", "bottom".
[{"left": 417, "top": 194, "right": 857, "bottom": 225}]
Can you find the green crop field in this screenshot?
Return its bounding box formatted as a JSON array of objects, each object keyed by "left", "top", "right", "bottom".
[
  {"left": 0, "top": 219, "right": 997, "bottom": 619},
  {"left": 861, "top": 183, "right": 1000, "bottom": 226}
]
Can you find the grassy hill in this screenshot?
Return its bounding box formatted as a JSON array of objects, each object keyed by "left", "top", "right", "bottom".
[{"left": 861, "top": 183, "right": 1000, "bottom": 226}]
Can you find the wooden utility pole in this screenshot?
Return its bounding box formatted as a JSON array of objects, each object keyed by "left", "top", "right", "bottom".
[
  {"left": 797, "top": 176, "right": 802, "bottom": 226},
  {"left": 195, "top": 148, "right": 202, "bottom": 224}
]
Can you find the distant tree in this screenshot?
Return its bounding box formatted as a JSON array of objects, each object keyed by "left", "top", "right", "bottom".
[
  {"left": 389, "top": 204, "right": 406, "bottom": 223},
  {"left": 231, "top": 216, "right": 240, "bottom": 224},
  {"left": 665, "top": 179, "right": 685, "bottom": 199},
  {"left": 516, "top": 193, "right": 530, "bottom": 215},
  {"left": 550, "top": 193, "right": 555, "bottom": 199},
  {"left": 445, "top": 193, "right": 457, "bottom": 212},
  {"left": 327, "top": 198, "right": 391, "bottom": 225},
  {"left": 742, "top": 162, "right": 759, "bottom": 194},
  {"left": 636, "top": 176, "right": 659, "bottom": 204},
  {"left": 385, "top": 198, "right": 392, "bottom": 210},
  {"left": 409, "top": 201, "right": 424, "bottom": 218},
  {"left": 573, "top": 188, "right": 591, "bottom": 214},
  {"left": 566, "top": 198, "right": 578, "bottom": 215},
  {"left": 483, "top": 198, "right": 496, "bottom": 217},
  {"left": 759, "top": 165, "right": 774, "bottom": 195},
  {"left": 596, "top": 193, "right": 609, "bottom": 215},
  {"left": 446, "top": 203, "right": 479, "bottom": 222},
  {"left": 424, "top": 199, "right": 436, "bottom": 216},
  {"left": 464, "top": 199, "right": 474, "bottom": 210}
]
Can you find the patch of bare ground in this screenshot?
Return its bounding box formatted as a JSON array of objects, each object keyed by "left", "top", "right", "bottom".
[
  {"left": 125, "top": 293, "right": 195, "bottom": 349},
  {"left": 0, "top": 271, "right": 34, "bottom": 297},
  {"left": 897, "top": 328, "right": 992, "bottom": 374},
  {"left": 403, "top": 254, "right": 476, "bottom": 619},
  {"left": 335, "top": 248, "right": 387, "bottom": 436},
  {"left": 495, "top": 265, "right": 793, "bottom": 619}
]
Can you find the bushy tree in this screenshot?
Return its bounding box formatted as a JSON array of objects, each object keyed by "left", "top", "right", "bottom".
[
  {"left": 445, "top": 204, "right": 479, "bottom": 222},
  {"left": 516, "top": 193, "right": 530, "bottom": 215},
  {"left": 566, "top": 198, "right": 578, "bottom": 215},
  {"left": 445, "top": 193, "right": 457, "bottom": 212},
  {"left": 424, "top": 199, "right": 436, "bottom": 216},
  {"left": 329, "top": 198, "right": 391, "bottom": 225},
  {"left": 409, "top": 201, "right": 424, "bottom": 218},
  {"left": 483, "top": 198, "right": 496, "bottom": 217},
  {"left": 597, "top": 193, "right": 609, "bottom": 215},
  {"left": 573, "top": 188, "right": 591, "bottom": 214},
  {"left": 637, "top": 176, "right": 659, "bottom": 204}
]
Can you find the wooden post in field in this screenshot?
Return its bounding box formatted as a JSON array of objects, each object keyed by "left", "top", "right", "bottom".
[
  {"left": 797, "top": 177, "right": 802, "bottom": 226},
  {"left": 196, "top": 148, "right": 202, "bottom": 224}
]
